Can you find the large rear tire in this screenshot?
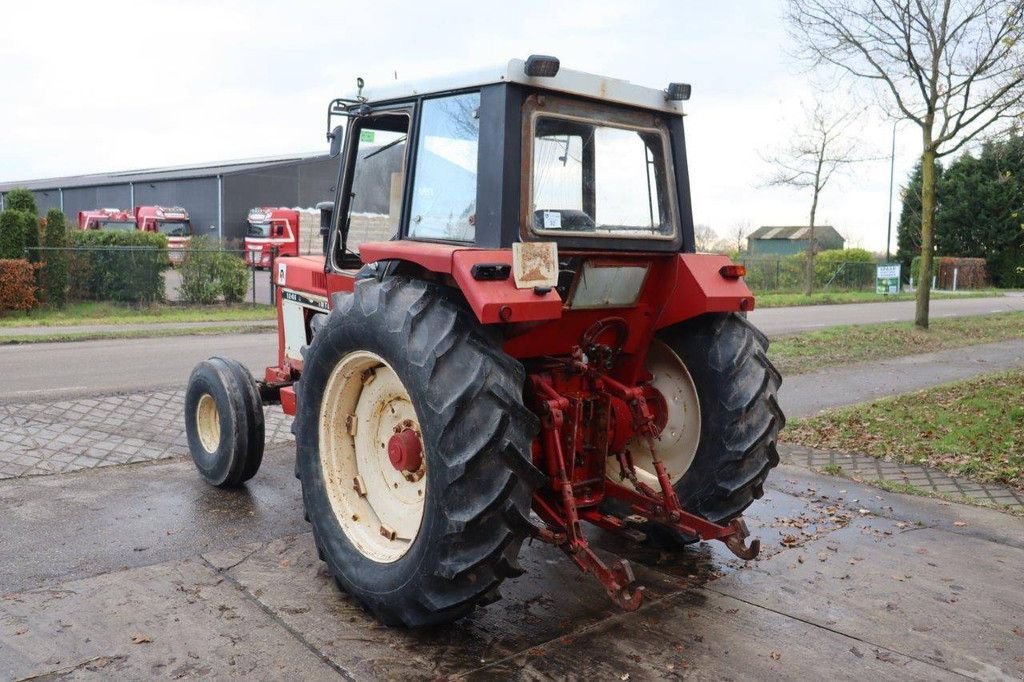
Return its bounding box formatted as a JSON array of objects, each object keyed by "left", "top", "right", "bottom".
[
  {"left": 292, "top": 277, "right": 542, "bottom": 627},
  {"left": 612, "top": 313, "right": 784, "bottom": 545}
]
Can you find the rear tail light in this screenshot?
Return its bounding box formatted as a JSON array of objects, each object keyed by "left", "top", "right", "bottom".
[{"left": 719, "top": 264, "right": 746, "bottom": 279}]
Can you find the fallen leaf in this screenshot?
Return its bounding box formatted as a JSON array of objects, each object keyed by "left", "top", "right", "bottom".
[
  {"left": 953, "top": 521, "right": 967, "bottom": 527},
  {"left": 770, "top": 651, "right": 781, "bottom": 660},
  {"left": 131, "top": 634, "right": 152, "bottom": 644}
]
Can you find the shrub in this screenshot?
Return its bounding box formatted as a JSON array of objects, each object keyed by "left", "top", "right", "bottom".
[
  {"left": 4, "top": 188, "right": 37, "bottom": 215},
  {"left": 935, "top": 257, "right": 988, "bottom": 289},
  {"left": 22, "top": 213, "right": 41, "bottom": 263},
  {"left": 217, "top": 251, "right": 249, "bottom": 303},
  {"left": 41, "top": 210, "right": 70, "bottom": 307},
  {"left": 68, "top": 230, "right": 168, "bottom": 303},
  {"left": 813, "top": 248, "right": 877, "bottom": 289},
  {"left": 179, "top": 236, "right": 250, "bottom": 303},
  {"left": 0, "top": 259, "right": 40, "bottom": 311},
  {"left": 0, "top": 210, "right": 25, "bottom": 259},
  {"left": 178, "top": 237, "right": 221, "bottom": 304}
]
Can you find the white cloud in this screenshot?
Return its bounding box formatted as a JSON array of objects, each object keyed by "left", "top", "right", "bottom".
[{"left": 0, "top": 0, "right": 924, "bottom": 250}]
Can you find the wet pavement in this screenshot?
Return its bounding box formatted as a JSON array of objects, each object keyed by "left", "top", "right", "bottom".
[{"left": 1, "top": 446, "right": 1021, "bottom": 680}]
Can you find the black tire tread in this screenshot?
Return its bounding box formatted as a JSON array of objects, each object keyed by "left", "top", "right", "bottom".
[
  {"left": 292, "top": 276, "right": 540, "bottom": 627},
  {"left": 658, "top": 313, "right": 785, "bottom": 536}
]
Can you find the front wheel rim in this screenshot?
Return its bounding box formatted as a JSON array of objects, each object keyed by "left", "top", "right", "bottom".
[
  {"left": 196, "top": 393, "right": 221, "bottom": 454},
  {"left": 318, "top": 351, "right": 426, "bottom": 563}
]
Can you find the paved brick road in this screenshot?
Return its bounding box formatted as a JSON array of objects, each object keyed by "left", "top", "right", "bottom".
[{"left": 0, "top": 390, "right": 292, "bottom": 480}]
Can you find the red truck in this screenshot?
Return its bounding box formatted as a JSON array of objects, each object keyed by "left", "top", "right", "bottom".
[
  {"left": 244, "top": 207, "right": 300, "bottom": 268},
  {"left": 136, "top": 206, "right": 193, "bottom": 264},
  {"left": 77, "top": 209, "right": 136, "bottom": 231}
]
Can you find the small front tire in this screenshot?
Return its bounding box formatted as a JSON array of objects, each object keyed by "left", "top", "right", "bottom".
[{"left": 185, "top": 356, "right": 265, "bottom": 487}]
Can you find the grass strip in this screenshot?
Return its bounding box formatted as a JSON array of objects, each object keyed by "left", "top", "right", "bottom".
[
  {"left": 755, "top": 289, "right": 1004, "bottom": 308},
  {"left": 786, "top": 369, "right": 1024, "bottom": 490},
  {"left": 0, "top": 324, "right": 276, "bottom": 345},
  {"left": 770, "top": 311, "right": 1024, "bottom": 376},
  {"left": 0, "top": 302, "right": 276, "bottom": 328}
]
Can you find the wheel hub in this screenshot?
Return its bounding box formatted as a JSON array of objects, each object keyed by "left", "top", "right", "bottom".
[{"left": 388, "top": 427, "right": 423, "bottom": 474}]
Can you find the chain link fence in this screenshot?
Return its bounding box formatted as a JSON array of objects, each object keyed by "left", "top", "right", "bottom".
[
  {"left": 26, "top": 246, "right": 274, "bottom": 306},
  {"left": 738, "top": 257, "right": 877, "bottom": 292}
]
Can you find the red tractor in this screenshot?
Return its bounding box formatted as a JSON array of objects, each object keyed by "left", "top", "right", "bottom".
[
  {"left": 185, "top": 57, "right": 784, "bottom": 627},
  {"left": 77, "top": 208, "right": 136, "bottom": 231},
  {"left": 244, "top": 207, "right": 300, "bottom": 268},
  {"left": 136, "top": 205, "right": 193, "bottom": 264}
]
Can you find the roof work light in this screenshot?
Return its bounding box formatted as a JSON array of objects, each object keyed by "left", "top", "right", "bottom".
[
  {"left": 665, "top": 82, "right": 692, "bottom": 101},
  {"left": 524, "top": 55, "right": 561, "bottom": 78}
]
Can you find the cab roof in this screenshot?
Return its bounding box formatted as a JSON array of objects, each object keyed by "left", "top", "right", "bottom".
[{"left": 353, "top": 58, "right": 687, "bottom": 115}]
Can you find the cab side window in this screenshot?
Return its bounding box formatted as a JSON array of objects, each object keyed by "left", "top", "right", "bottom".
[
  {"left": 344, "top": 113, "right": 410, "bottom": 254},
  {"left": 407, "top": 92, "right": 481, "bottom": 242}
]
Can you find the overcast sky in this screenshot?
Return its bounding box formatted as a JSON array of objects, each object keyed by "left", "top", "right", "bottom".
[{"left": 0, "top": 0, "right": 926, "bottom": 251}]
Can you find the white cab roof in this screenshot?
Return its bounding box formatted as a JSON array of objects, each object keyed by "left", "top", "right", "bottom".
[{"left": 353, "top": 59, "right": 686, "bottom": 114}]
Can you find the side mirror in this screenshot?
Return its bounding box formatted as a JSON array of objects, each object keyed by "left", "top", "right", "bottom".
[
  {"left": 329, "top": 125, "right": 344, "bottom": 158},
  {"left": 316, "top": 200, "right": 334, "bottom": 256}
]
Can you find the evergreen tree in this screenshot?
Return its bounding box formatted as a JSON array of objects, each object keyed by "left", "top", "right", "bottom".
[
  {"left": 895, "top": 160, "right": 943, "bottom": 271},
  {"left": 4, "top": 188, "right": 37, "bottom": 215},
  {"left": 42, "top": 210, "right": 69, "bottom": 307},
  {"left": 0, "top": 210, "right": 24, "bottom": 259}
]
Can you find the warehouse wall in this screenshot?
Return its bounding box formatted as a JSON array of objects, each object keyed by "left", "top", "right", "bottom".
[
  {"left": 61, "top": 185, "right": 133, "bottom": 224},
  {"left": 30, "top": 189, "right": 63, "bottom": 214},
  {"left": 134, "top": 177, "right": 220, "bottom": 242},
  {"left": 221, "top": 156, "right": 338, "bottom": 243}
]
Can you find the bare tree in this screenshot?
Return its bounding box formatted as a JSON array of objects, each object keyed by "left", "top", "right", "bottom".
[
  {"left": 694, "top": 223, "right": 723, "bottom": 252},
  {"left": 786, "top": 0, "right": 1024, "bottom": 327},
  {"left": 765, "top": 102, "right": 864, "bottom": 295},
  {"left": 730, "top": 220, "right": 751, "bottom": 253}
]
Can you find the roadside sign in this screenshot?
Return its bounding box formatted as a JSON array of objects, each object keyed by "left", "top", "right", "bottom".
[{"left": 876, "top": 263, "right": 901, "bottom": 295}]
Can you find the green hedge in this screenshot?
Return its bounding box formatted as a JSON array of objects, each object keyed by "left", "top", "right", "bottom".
[
  {"left": 741, "top": 249, "right": 879, "bottom": 292},
  {"left": 68, "top": 230, "right": 169, "bottom": 303},
  {"left": 178, "top": 236, "right": 249, "bottom": 304}
]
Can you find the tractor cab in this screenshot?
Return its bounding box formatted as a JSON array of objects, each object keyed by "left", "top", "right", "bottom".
[
  {"left": 245, "top": 207, "right": 300, "bottom": 268},
  {"left": 321, "top": 56, "right": 693, "bottom": 274},
  {"left": 136, "top": 206, "right": 193, "bottom": 264}
]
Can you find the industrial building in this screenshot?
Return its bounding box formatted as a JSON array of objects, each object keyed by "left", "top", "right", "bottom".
[
  {"left": 0, "top": 153, "right": 338, "bottom": 244},
  {"left": 747, "top": 225, "right": 845, "bottom": 257}
]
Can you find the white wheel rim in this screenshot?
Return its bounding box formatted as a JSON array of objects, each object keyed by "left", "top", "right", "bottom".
[
  {"left": 606, "top": 339, "right": 701, "bottom": 488},
  {"left": 196, "top": 393, "right": 221, "bottom": 454},
  {"left": 319, "top": 350, "right": 426, "bottom": 563}
]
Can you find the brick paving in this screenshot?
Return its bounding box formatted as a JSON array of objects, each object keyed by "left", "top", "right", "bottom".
[
  {"left": 779, "top": 442, "right": 1024, "bottom": 509},
  {"left": 0, "top": 390, "right": 293, "bottom": 480},
  {"left": 2, "top": 390, "right": 1021, "bottom": 513}
]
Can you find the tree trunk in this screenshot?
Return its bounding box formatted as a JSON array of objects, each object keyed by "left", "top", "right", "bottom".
[
  {"left": 804, "top": 190, "right": 820, "bottom": 296},
  {"left": 916, "top": 139, "right": 936, "bottom": 329}
]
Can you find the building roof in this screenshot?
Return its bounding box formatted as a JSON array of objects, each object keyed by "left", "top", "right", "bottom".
[
  {"left": 749, "top": 225, "right": 844, "bottom": 242},
  {"left": 0, "top": 152, "right": 331, "bottom": 192},
  {"left": 357, "top": 58, "right": 686, "bottom": 114}
]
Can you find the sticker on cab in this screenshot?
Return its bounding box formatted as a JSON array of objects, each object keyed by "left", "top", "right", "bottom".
[
  {"left": 543, "top": 210, "right": 562, "bottom": 229},
  {"left": 277, "top": 261, "right": 287, "bottom": 286}
]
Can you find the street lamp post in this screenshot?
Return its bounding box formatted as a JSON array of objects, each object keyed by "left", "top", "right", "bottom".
[{"left": 886, "top": 120, "right": 897, "bottom": 262}]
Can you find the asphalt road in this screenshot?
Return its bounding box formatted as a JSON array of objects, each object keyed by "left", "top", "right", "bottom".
[
  {"left": 2, "top": 294, "right": 1020, "bottom": 400},
  {"left": 749, "top": 291, "right": 1024, "bottom": 336},
  {"left": 0, "top": 333, "right": 276, "bottom": 402}
]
